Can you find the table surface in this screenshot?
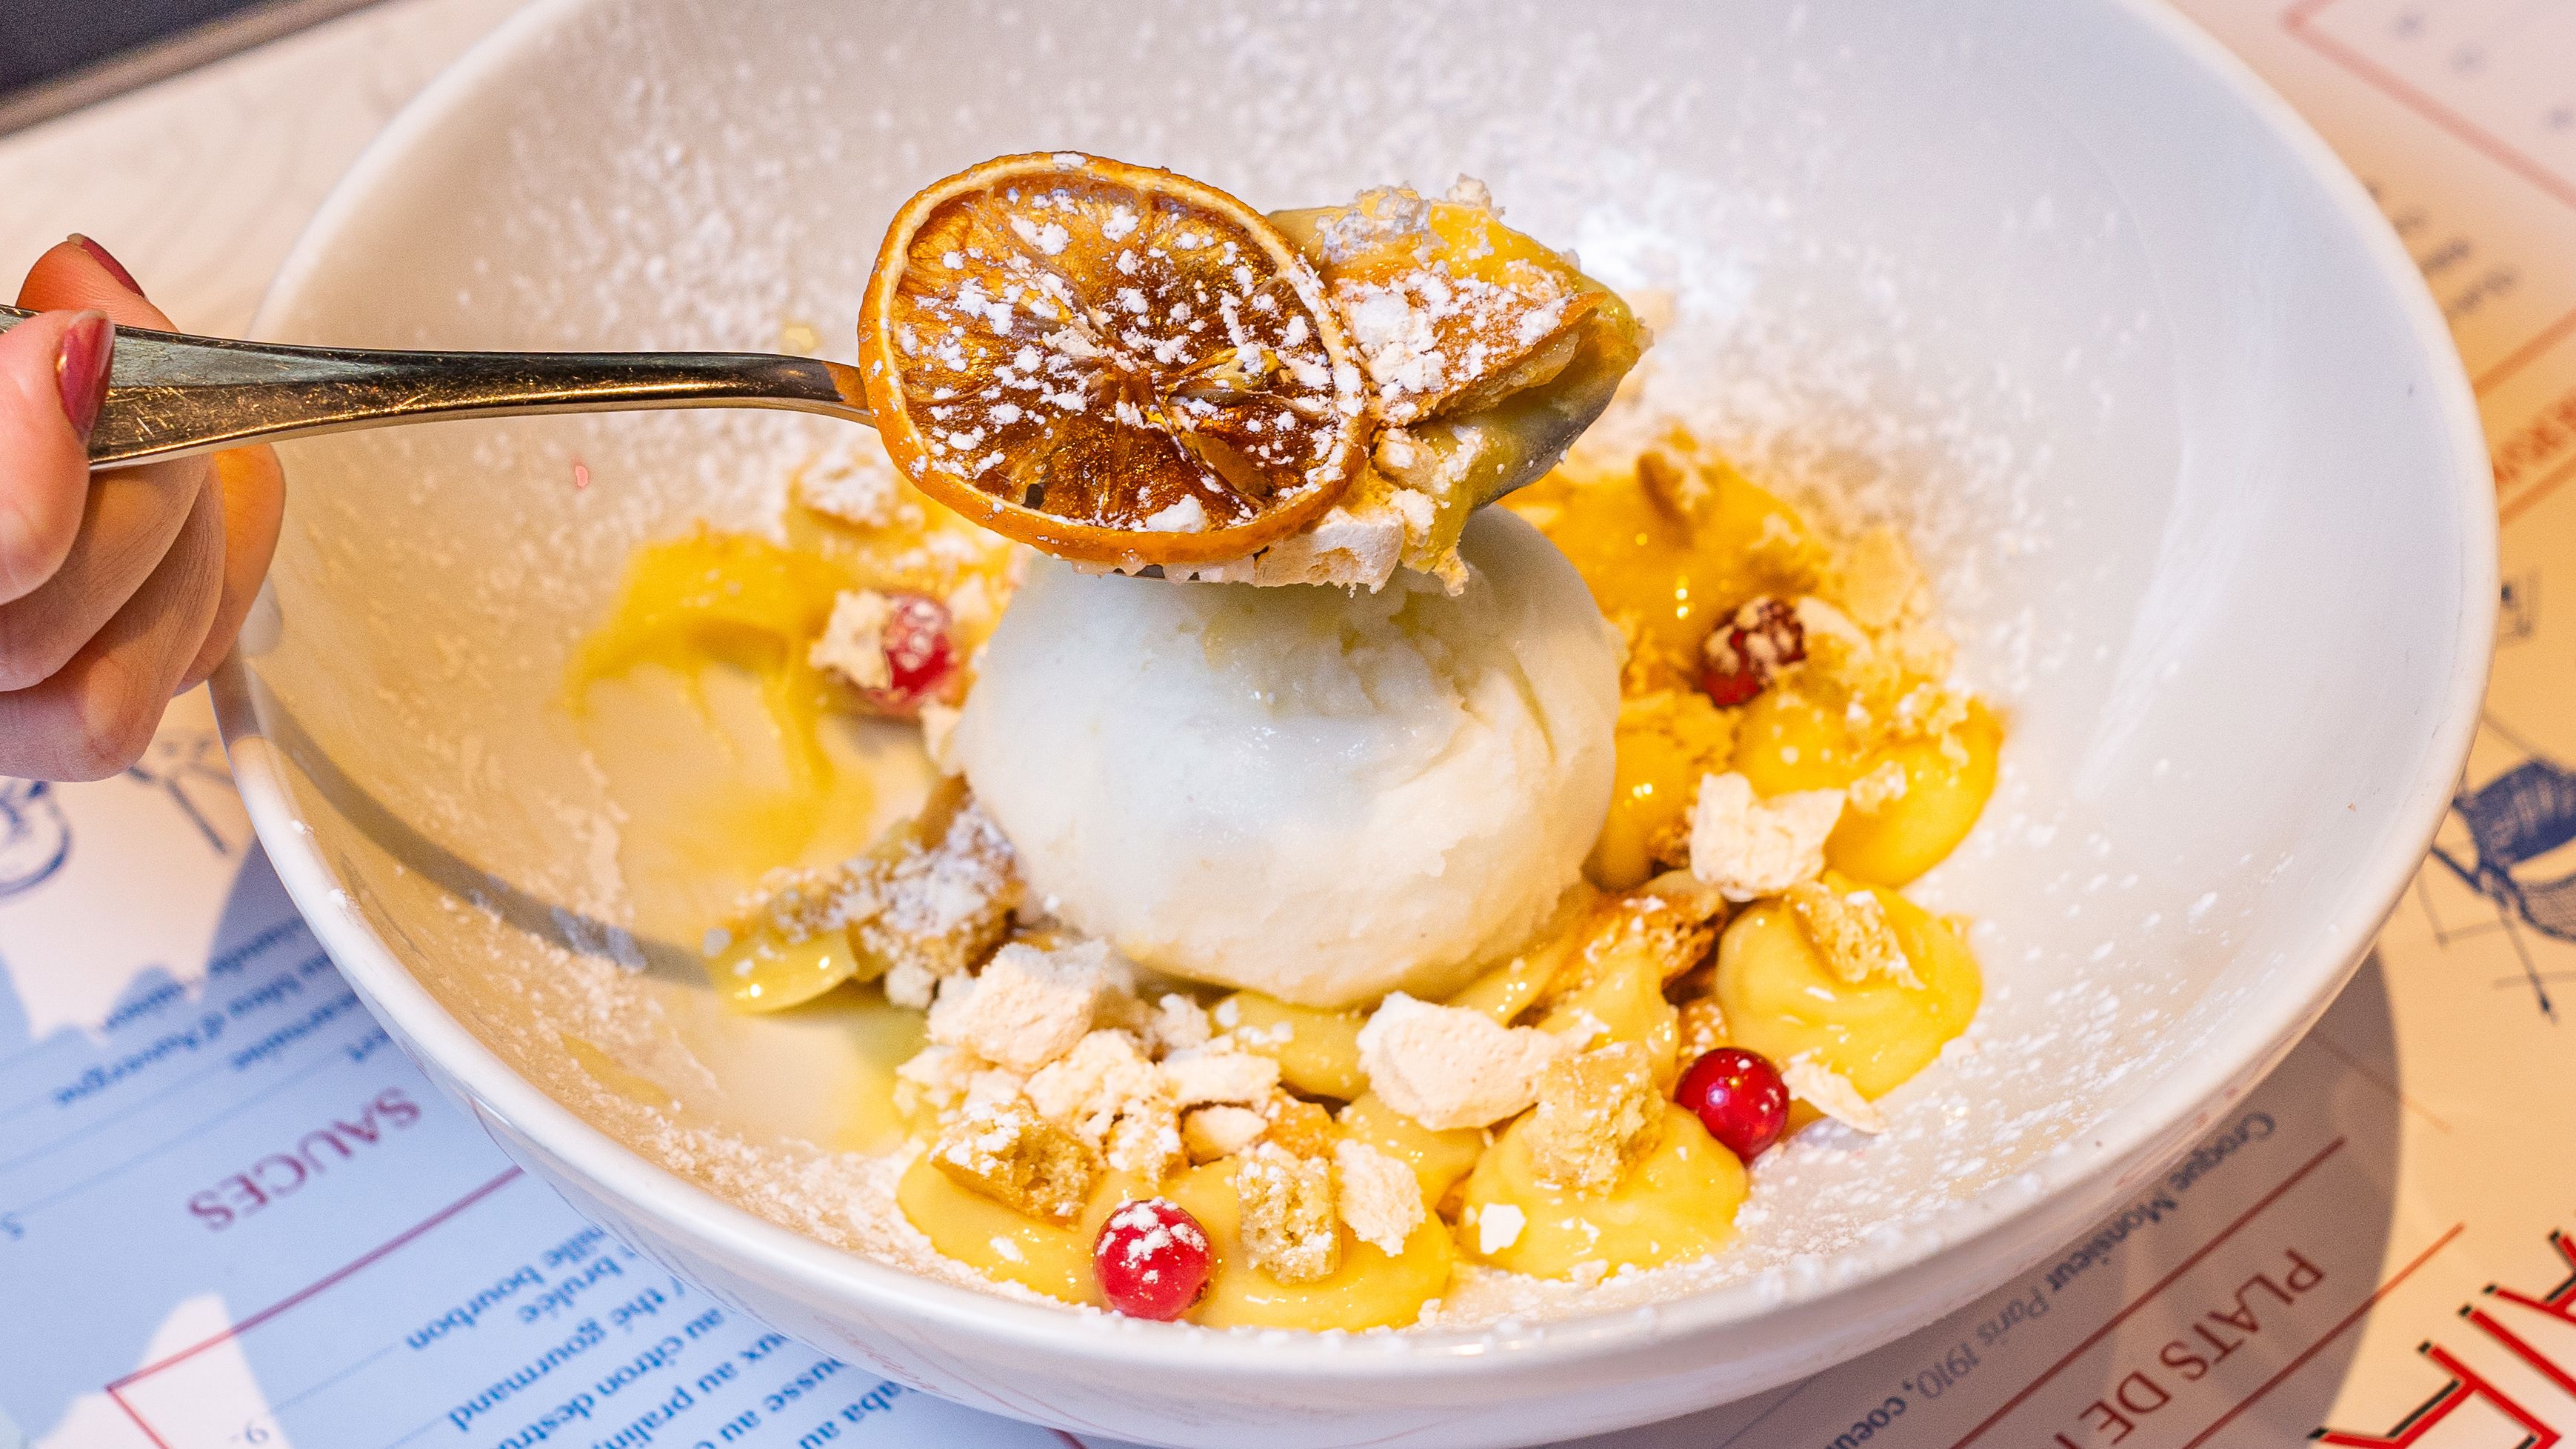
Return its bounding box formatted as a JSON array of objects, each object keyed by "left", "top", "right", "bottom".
[
  {"left": 0, "top": 0, "right": 521, "bottom": 335},
  {"left": 9, "top": 4, "right": 2576, "bottom": 1448}
]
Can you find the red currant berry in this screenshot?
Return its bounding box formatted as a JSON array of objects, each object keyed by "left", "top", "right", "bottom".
[
  {"left": 1094, "top": 1198, "right": 1212, "bottom": 1321},
  {"left": 872, "top": 591, "right": 957, "bottom": 713},
  {"left": 1700, "top": 596, "right": 1806, "bottom": 707},
  {"left": 1677, "top": 1046, "right": 1790, "bottom": 1161}
]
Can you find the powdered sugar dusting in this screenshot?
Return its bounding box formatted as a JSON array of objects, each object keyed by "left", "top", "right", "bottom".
[{"left": 258, "top": 0, "right": 2298, "bottom": 1346}]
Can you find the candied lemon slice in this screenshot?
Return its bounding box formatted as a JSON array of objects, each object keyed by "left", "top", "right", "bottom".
[{"left": 858, "top": 153, "right": 1369, "bottom": 567}]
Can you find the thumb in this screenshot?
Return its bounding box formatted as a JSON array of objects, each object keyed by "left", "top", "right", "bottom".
[{"left": 0, "top": 309, "right": 110, "bottom": 605}]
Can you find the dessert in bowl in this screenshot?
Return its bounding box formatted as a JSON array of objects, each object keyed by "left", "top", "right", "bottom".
[{"left": 215, "top": 0, "right": 2494, "bottom": 1443}]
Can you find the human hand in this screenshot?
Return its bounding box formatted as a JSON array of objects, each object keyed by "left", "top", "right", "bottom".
[{"left": 0, "top": 238, "right": 283, "bottom": 781}]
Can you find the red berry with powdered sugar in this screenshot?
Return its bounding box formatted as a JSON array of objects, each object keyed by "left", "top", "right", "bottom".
[
  {"left": 1094, "top": 1198, "right": 1212, "bottom": 1320},
  {"left": 1701, "top": 596, "right": 1806, "bottom": 707},
  {"left": 1677, "top": 1047, "right": 1791, "bottom": 1161},
  {"left": 875, "top": 591, "right": 958, "bottom": 710}
]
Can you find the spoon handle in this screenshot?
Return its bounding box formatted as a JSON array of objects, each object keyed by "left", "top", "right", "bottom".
[{"left": 0, "top": 304, "right": 873, "bottom": 469}]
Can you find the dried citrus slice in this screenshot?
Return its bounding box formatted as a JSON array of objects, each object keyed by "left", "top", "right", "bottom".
[{"left": 858, "top": 153, "right": 1371, "bottom": 567}]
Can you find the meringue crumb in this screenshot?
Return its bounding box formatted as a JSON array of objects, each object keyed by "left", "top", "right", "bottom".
[
  {"left": 1160, "top": 1043, "right": 1281, "bottom": 1107},
  {"left": 1181, "top": 1104, "right": 1267, "bottom": 1163},
  {"left": 890, "top": 1042, "right": 1020, "bottom": 1123},
  {"left": 1024, "top": 1029, "right": 1181, "bottom": 1182},
  {"left": 1689, "top": 772, "right": 1843, "bottom": 902},
  {"left": 795, "top": 439, "right": 900, "bottom": 527},
  {"left": 1474, "top": 1202, "right": 1526, "bottom": 1255},
  {"left": 924, "top": 940, "right": 1113, "bottom": 1073},
  {"left": 1147, "top": 993, "right": 1213, "bottom": 1055},
  {"left": 1444, "top": 174, "right": 1495, "bottom": 210},
  {"left": 1846, "top": 759, "right": 1910, "bottom": 815},
  {"left": 1333, "top": 1139, "right": 1424, "bottom": 1255},
  {"left": 918, "top": 703, "right": 964, "bottom": 776},
  {"left": 1355, "top": 993, "right": 1572, "bottom": 1130},
  {"left": 1783, "top": 1053, "right": 1886, "bottom": 1135},
  {"left": 809, "top": 589, "right": 895, "bottom": 690}
]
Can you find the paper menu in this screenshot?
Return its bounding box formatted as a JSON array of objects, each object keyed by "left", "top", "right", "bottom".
[
  {"left": 0, "top": 694, "right": 1067, "bottom": 1449},
  {"left": 1596, "top": 1, "right": 2576, "bottom": 1442},
  {"left": 5, "top": 4, "right": 2576, "bottom": 1448}
]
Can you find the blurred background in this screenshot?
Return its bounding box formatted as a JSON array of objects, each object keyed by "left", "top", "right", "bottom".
[{"left": 0, "top": 0, "right": 378, "bottom": 133}]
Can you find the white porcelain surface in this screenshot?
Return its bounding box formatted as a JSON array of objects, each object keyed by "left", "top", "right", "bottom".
[{"left": 211, "top": 1, "right": 2496, "bottom": 1444}]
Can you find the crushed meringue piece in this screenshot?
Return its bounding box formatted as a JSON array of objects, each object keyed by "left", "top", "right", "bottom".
[
  {"left": 1181, "top": 1104, "right": 1268, "bottom": 1163},
  {"left": 1688, "top": 772, "right": 1843, "bottom": 902},
  {"left": 1332, "top": 1139, "right": 1424, "bottom": 1255},
  {"left": 1792, "top": 594, "right": 1872, "bottom": 654},
  {"left": 1234, "top": 1143, "right": 1339, "bottom": 1284},
  {"left": 1444, "top": 174, "right": 1495, "bottom": 210},
  {"left": 1355, "top": 993, "right": 1573, "bottom": 1130},
  {"left": 1783, "top": 1053, "right": 1886, "bottom": 1134},
  {"left": 1146, "top": 993, "right": 1213, "bottom": 1055},
  {"left": 1160, "top": 1044, "right": 1281, "bottom": 1107},
  {"left": 924, "top": 941, "right": 1112, "bottom": 1073},
  {"left": 1846, "top": 759, "right": 1910, "bottom": 815},
  {"left": 1635, "top": 433, "right": 1729, "bottom": 527},
  {"left": 1243, "top": 505, "right": 1402, "bottom": 587},
  {"left": 1024, "top": 1030, "right": 1181, "bottom": 1182},
  {"left": 795, "top": 438, "right": 899, "bottom": 526},
  {"left": 891, "top": 1042, "right": 1021, "bottom": 1122},
  {"left": 809, "top": 589, "right": 895, "bottom": 690},
  {"left": 1474, "top": 1202, "right": 1526, "bottom": 1255},
  {"left": 918, "top": 702, "right": 965, "bottom": 777}
]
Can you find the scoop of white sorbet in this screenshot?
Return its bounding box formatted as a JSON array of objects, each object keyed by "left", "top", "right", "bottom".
[{"left": 955, "top": 509, "right": 1618, "bottom": 1008}]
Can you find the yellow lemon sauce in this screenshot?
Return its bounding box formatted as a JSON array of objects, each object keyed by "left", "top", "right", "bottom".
[{"left": 573, "top": 424, "right": 1998, "bottom": 1327}]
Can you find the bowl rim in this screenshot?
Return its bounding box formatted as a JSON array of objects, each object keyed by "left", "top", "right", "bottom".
[{"left": 217, "top": 0, "right": 2500, "bottom": 1384}]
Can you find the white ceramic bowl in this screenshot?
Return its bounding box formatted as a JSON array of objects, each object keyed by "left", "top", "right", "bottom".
[{"left": 213, "top": 1, "right": 2495, "bottom": 1444}]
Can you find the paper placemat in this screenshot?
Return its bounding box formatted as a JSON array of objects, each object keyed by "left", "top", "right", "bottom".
[{"left": 5, "top": 2, "right": 2573, "bottom": 1444}]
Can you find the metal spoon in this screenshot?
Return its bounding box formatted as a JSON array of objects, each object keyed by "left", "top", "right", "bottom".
[
  {"left": 0, "top": 304, "right": 1624, "bottom": 511},
  {"left": 0, "top": 303, "right": 872, "bottom": 468}
]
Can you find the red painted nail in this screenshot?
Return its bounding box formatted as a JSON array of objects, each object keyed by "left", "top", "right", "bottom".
[
  {"left": 67, "top": 233, "right": 144, "bottom": 297},
  {"left": 55, "top": 313, "right": 114, "bottom": 443}
]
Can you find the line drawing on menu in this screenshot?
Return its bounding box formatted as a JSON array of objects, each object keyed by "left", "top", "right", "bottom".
[
  {"left": 123, "top": 727, "right": 240, "bottom": 858},
  {"left": 2424, "top": 713, "right": 2576, "bottom": 1020},
  {"left": 1, "top": 726, "right": 235, "bottom": 905},
  {"left": 0, "top": 779, "right": 70, "bottom": 901}
]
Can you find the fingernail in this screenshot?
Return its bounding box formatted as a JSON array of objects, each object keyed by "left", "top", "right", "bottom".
[
  {"left": 67, "top": 234, "right": 144, "bottom": 297},
  {"left": 56, "top": 312, "right": 114, "bottom": 443}
]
